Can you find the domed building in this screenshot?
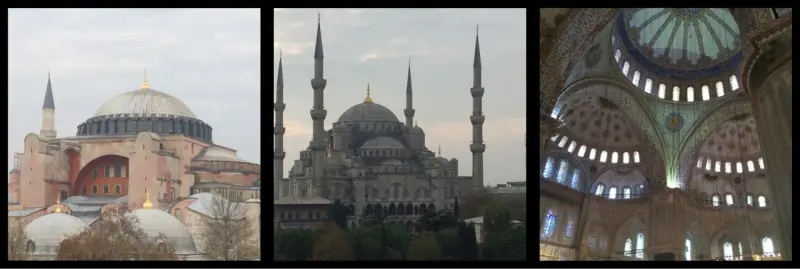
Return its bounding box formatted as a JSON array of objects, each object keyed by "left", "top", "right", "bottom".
[
  {"left": 22, "top": 208, "right": 86, "bottom": 259},
  {"left": 539, "top": 8, "right": 791, "bottom": 261},
  {"left": 273, "top": 18, "right": 487, "bottom": 231},
  {"left": 8, "top": 71, "right": 261, "bottom": 259}
]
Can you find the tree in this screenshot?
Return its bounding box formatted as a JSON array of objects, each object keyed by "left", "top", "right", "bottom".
[
  {"left": 56, "top": 209, "right": 178, "bottom": 260},
  {"left": 418, "top": 210, "right": 458, "bottom": 233},
  {"left": 311, "top": 223, "right": 354, "bottom": 260},
  {"left": 327, "top": 200, "right": 349, "bottom": 230},
  {"left": 436, "top": 227, "right": 458, "bottom": 260},
  {"left": 459, "top": 187, "right": 494, "bottom": 219},
  {"left": 481, "top": 225, "right": 526, "bottom": 261},
  {"left": 406, "top": 232, "right": 442, "bottom": 260},
  {"left": 274, "top": 228, "right": 317, "bottom": 261},
  {"left": 455, "top": 222, "right": 479, "bottom": 261},
  {"left": 199, "top": 194, "right": 259, "bottom": 260},
  {"left": 8, "top": 219, "right": 29, "bottom": 261}
]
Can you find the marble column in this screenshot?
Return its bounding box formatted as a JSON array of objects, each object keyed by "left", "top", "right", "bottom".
[{"left": 748, "top": 31, "right": 792, "bottom": 261}]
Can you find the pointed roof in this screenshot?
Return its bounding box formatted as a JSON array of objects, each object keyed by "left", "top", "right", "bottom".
[
  {"left": 406, "top": 59, "right": 413, "bottom": 93},
  {"left": 43, "top": 74, "right": 55, "bottom": 109},
  {"left": 314, "top": 14, "right": 324, "bottom": 59},
  {"left": 277, "top": 51, "right": 284, "bottom": 87},
  {"left": 473, "top": 26, "right": 482, "bottom": 68}
]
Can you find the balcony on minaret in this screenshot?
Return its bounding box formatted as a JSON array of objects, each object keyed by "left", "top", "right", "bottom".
[
  {"left": 470, "top": 87, "right": 485, "bottom": 97},
  {"left": 310, "top": 109, "right": 327, "bottom": 120},
  {"left": 470, "top": 115, "right": 485, "bottom": 125},
  {"left": 310, "top": 77, "right": 327, "bottom": 89},
  {"left": 469, "top": 144, "right": 486, "bottom": 153}
]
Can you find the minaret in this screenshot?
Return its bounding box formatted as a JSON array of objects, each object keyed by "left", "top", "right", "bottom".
[
  {"left": 40, "top": 72, "right": 57, "bottom": 140},
  {"left": 274, "top": 51, "right": 287, "bottom": 201},
  {"left": 469, "top": 25, "right": 486, "bottom": 190},
  {"left": 403, "top": 58, "right": 415, "bottom": 128},
  {"left": 310, "top": 13, "right": 329, "bottom": 197}
]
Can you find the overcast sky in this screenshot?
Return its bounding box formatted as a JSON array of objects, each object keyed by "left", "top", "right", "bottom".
[
  {"left": 8, "top": 9, "right": 261, "bottom": 174},
  {"left": 274, "top": 9, "right": 527, "bottom": 186}
]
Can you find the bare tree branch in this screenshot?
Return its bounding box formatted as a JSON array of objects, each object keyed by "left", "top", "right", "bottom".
[{"left": 198, "top": 194, "right": 258, "bottom": 260}]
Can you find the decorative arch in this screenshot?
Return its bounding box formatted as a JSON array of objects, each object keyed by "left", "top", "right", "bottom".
[
  {"left": 613, "top": 215, "right": 647, "bottom": 258},
  {"left": 541, "top": 151, "right": 591, "bottom": 192},
  {"left": 72, "top": 154, "right": 130, "bottom": 195}
]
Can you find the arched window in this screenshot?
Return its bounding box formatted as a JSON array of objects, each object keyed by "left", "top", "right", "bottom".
[
  {"left": 565, "top": 220, "right": 574, "bottom": 240},
  {"left": 26, "top": 240, "right": 35, "bottom": 253},
  {"left": 762, "top": 237, "right": 775, "bottom": 256},
  {"left": 644, "top": 79, "right": 653, "bottom": 93},
  {"left": 623, "top": 152, "right": 630, "bottom": 164},
  {"left": 588, "top": 235, "right": 596, "bottom": 248},
  {"left": 685, "top": 238, "right": 692, "bottom": 261},
  {"left": 611, "top": 152, "right": 619, "bottom": 163},
  {"left": 730, "top": 75, "right": 739, "bottom": 91},
  {"left": 736, "top": 162, "right": 743, "bottom": 173},
  {"left": 577, "top": 145, "right": 587, "bottom": 157},
  {"left": 697, "top": 157, "right": 704, "bottom": 168},
  {"left": 715, "top": 161, "right": 721, "bottom": 172},
  {"left": 81, "top": 186, "right": 87, "bottom": 195},
  {"left": 567, "top": 141, "right": 577, "bottom": 153},
  {"left": 701, "top": 85, "right": 710, "bottom": 101},
  {"left": 103, "top": 185, "right": 109, "bottom": 194},
  {"left": 705, "top": 159, "right": 712, "bottom": 170},
  {"left": 622, "top": 61, "right": 630, "bottom": 75},
  {"left": 687, "top": 87, "right": 695, "bottom": 102},
  {"left": 556, "top": 160, "right": 569, "bottom": 184},
  {"left": 725, "top": 194, "right": 734, "bottom": 205},
  {"left": 551, "top": 134, "right": 559, "bottom": 142},
  {"left": 712, "top": 195, "right": 720, "bottom": 207},
  {"left": 92, "top": 185, "right": 98, "bottom": 195},
  {"left": 758, "top": 196, "right": 767, "bottom": 207},
  {"left": 747, "top": 161, "right": 755, "bottom": 172},
  {"left": 608, "top": 187, "right": 617, "bottom": 199},
  {"left": 558, "top": 137, "right": 568, "bottom": 148},
  {"left": 92, "top": 168, "right": 98, "bottom": 179},
  {"left": 632, "top": 71, "right": 641, "bottom": 86},
  {"left": 595, "top": 184, "right": 605, "bottom": 196},
  {"left": 636, "top": 232, "right": 645, "bottom": 259},
  {"left": 115, "top": 185, "right": 121, "bottom": 194},
  {"left": 738, "top": 242, "right": 743, "bottom": 258},
  {"left": 633, "top": 151, "right": 640, "bottom": 163},
  {"left": 588, "top": 148, "right": 597, "bottom": 160},
  {"left": 624, "top": 238, "right": 633, "bottom": 256},
  {"left": 723, "top": 242, "right": 733, "bottom": 260},
  {"left": 614, "top": 49, "right": 622, "bottom": 62},
  {"left": 60, "top": 190, "right": 67, "bottom": 201},
  {"left": 600, "top": 151, "right": 608, "bottom": 163},
  {"left": 551, "top": 106, "right": 562, "bottom": 119},
  {"left": 623, "top": 187, "right": 631, "bottom": 199},
  {"left": 758, "top": 158, "right": 765, "bottom": 169},
  {"left": 658, "top": 84, "right": 666, "bottom": 99},
  {"left": 716, "top": 81, "right": 725, "bottom": 97},
  {"left": 571, "top": 169, "right": 580, "bottom": 190},
  {"left": 747, "top": 195, "right": 753, "bottom": 206},
  {"left": 542, "top": 209, "right": 556, "bottom": 239},
  {"left": 723, "top": 162, "right": 731, "bottom": 173},
  {"left": 542, "top": 157, "right": 554, "bottom": 178},
  {"left": 672, "top": 86, "right": 680, "bottom": 101}
]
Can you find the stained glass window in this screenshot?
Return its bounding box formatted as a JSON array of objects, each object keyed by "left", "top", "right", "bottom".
[
  {"left": 608, "top": 187, "right": 617, "bottom": 199},
  {"left": 762, "top": 237, "right": 774, "bottom": 256},
  {"left": 611, "top": 152, "right": 619, "bottom": 163},
  {"left": 673, "top": 86, "right": 680, "bottom": 101},
  {"left": 588, "top": 148, "right": 597, "bottom": 160},
  {"left": 730, "top": 75, "right": 739, "bottom": 91},
  {"left": 577, "top": 145, "right": 587, "bottom": 157},
  {"left": 712, "top": 195, "right": 720, "bottom": 207},
  {"left": 622, "top": 61, "right": 630, "bottom": 75},
  {"left": 542, "top": 157, "right": 554, "bottom": 178},
  {"left": 557, "top": 160, "right": 569, "bottom": 184},
  {"left": 600, "top": 151, "right": 608, "bottom": 162},
  {"left": 623, "top": 187, "right": 631, "bottom": 199},
  {"left": 738, "top": 242, "right": 743, "bottom": 258},
  {"left": 644, "top": 79, "right": 653, "bottom": 93},
  {"left": 623, "top": 152, "right": 630, "bottom": 164},
  {"left": 567, "top": 141, "right": 577, "bottom": 153},
  {"left": 542, "top": 209, "right": 556, "bottom": 239},
  {"left": 565, "top": 221, "right": 574, "bottom": 240},
  {"left": 747, "top": 195, "right": 753, "bottom": 206},
  {"left": 633, "top": 151, "right": 640, "bottom": 163},
  {"left": 614, "top": 49, "right": 622, "bottom": 62},
  {"left": 636, "top": 232, "right": 645, "bottom": 259},
  {"left": 702, "top": 85, "right": 710, "bottom": 101},
  {"left": 687, "top": 87, "right": 695, "bottom": 102},
  {"left": 758, "top": 158, "right": 764, "bottom": 169},
  {"left": 551, "top": 135, "right": 559, "bottom": 142},
  {"left": 747, "top": 161, "right": 755, "bottom": 172},
  {"left": 558, "top": 137, "right": 569, "bottom": 148},
  {"left": 715, "top": 161, "right": 721, "bottom": 172},
  {"left": 736, "top": 162, "right": 743, "bottom": 173},
  {"left": 571, "top": 169, "right": 580, "bottom": 190},
  {"left": 725, "top": 194, "right": 733, "bottom": 205},
  {"left": 723, "top": 242, "right": 733, "bottom": 260},
  {"left": 705, "top": 159, "right": 712, "bottom": 170},
  {"left": 716, "top": 81, "right": 725, "bottom": 97},
  {"left": 697, "top": 157, "right": 703, "bottom": 168},
  {"left": 600, "top": 238, "right": 608, "bottom": 249},
  {"left": 595, "top": 184, "right": 605, "bottom": 196},
  {"left": 632, "top": 71, "right": 640, "bottom": 86},
  {"left": 624, "top": 238, "right": 633, "bottom": 256},
  {"left": 758, "top": 196, "right": 767, "bottom": 207},
  {"left": 589, "top": 236, "right": 596, "bottom": 248},
  {"left": 685, "top": 238, "right": 692, "bottom": 261},
  {"left": 725, "top": 162, "right": 731, "bottom": 173},
  {"left": 658, "top": 84, "right": 666, "bottom": 99},
  {"left": 551, "top": 105, "right": 561, "bottom": 119}
]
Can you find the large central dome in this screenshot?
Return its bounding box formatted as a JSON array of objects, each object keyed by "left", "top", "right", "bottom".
[
  {"left": 337, "top": 102, "right": 399, "bottom": 123},
  {"left": 95, "top": 88, "right": 197, "bottom": 118}
]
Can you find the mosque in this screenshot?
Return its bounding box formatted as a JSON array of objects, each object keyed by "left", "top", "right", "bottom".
[
  {"left": 539, "top": 8, "right": 791, "bottom": 261},
  {"left": 7, "top": 73, "right": 261, "bottom": 259},
  {"left": 273, "top": 17, "right": 487, "bottom": 231}
]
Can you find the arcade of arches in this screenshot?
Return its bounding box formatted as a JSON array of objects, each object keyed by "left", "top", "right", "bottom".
[{"left": 539, "top": 8, "right": 791, "bottom": 261}]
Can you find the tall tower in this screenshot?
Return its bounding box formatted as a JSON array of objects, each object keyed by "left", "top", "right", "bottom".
[
  {"left": 404, "top": 59, "right": 415, "bottom": 129},
  {"left": 469, "top": 27, "right": 486, "bottom": 190},
  {"left": 40, "top": 73, "right": 57, "bottom": 140},
  {"left": 274, "top": 52, "right": 286, "bottom": 200},
  {"left": 310, "top": 14, "right": 328, "bottom": 197}
]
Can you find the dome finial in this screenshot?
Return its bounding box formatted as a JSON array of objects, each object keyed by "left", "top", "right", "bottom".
[
  {"left": 143, "top": 189, "right": 153, "bottom": 209},
  {"left": 55, "top": 196, "right": 62, "bottom": 213},
  {"left": 364, "top": 82, "right": 373, "bottom": 103},
  {"left": 141, "top": 68, "right": 150, "bottom": 90}
]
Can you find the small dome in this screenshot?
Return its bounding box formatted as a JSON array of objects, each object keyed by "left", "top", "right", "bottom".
[
  {"left": 129, "top": 209, "right": 198, "bottom": 254},
  {"left": 434, "top": 157, "right": 450, "bottom": 168},
  {"left": 360, "top": 136, "right": 406, "bottom": 150},
  {"left": 24, "top": 213, "right": 87, "bottom": 255},
  {"left": 450, "top": 158, "right": 459, "bottom": 162},
  {"left": 410, "top": 126, "right": 425, "bottom": 134},
  {"left": 337, "top": 102, "right": 399, "bottom": 123},
  {"left": 95, "top": 88, "right": 196, "bottom": 118}
]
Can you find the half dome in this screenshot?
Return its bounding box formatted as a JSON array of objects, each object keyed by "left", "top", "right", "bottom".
[
  {"left": 360, "top": 136, "right": 406, "bottom": 150},
  {"left": 337, "top": 102, "right": 399, "bottom": 123},
  {"left": 95, "top": 88, "right": 196, "bottom": 118}
]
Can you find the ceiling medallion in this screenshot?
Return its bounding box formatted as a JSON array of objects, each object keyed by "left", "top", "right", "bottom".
[
  {"left": 665, "top": 112, "right": 684, "bottom": 132},
  {"left": 671, "top": 8, "right": 706, "bottom": 19}
]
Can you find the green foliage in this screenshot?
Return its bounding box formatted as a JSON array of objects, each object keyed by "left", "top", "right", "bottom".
[
  {"left": 418, "top": 210, "right": 458, "bottom": 233},
  {"left": 274, "top": 228, "right": 317, "bottom": 261},
  {"left": 327, "top": 200, "right": 349, "bottom": 230},
  {"left": 456, "top": 222, "right": 480, "bottom": 261},
  {"left": 481, "top": 226, "right": 526, "bottom": 261},
  {"left": 311, "top": 223, "right": 354, "bottom": 260},
  {"left": 436, "top": 227, "right": 458, "bottom": 260},
  {"left": 406, "top": 232, "right": 442, "bottom": 261}
]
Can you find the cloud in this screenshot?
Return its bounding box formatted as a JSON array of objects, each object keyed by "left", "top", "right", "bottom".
[
  {"left": 283, "top": 119, "right": 313, "bottom": 138},
  {"left": 359, "top": 52, "right": 379, "bottom": 62}
]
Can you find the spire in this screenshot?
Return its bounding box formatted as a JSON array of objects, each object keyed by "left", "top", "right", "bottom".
[
  {"left": 277, "top": 51, "right": 284, "bottom": 88},
  {"left": 140, "top": 68, "right": 150, "bottom": 90},
  {"left": 364, "top": 83, "right": 373, "bottom": 103},
  {"left": 142, "top": 190, "right": 153, "bottom": 209},
  {"left": 438, "top": 144, "right": 442, "bottom": 157},
  {"left": 55, "top": 196, "right": 62, "bottom": 213},
  {"left": 406, "top": 58, "right": 413, "bottom": 94},
  {"left": 314, "top": 12, "right": 324, "bottom": 59},
  {"left": 42, "top": 73, "right": 55, "bottom": 109},
  {"left": 473, "top": 25, "right": 482, "bottom": 68}
]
